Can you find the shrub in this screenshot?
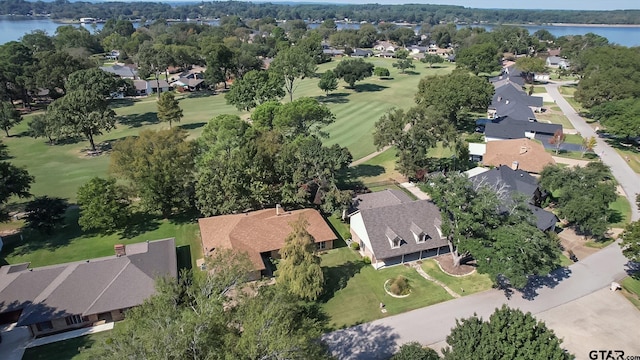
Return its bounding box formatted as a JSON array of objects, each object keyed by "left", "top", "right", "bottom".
[
  {"left": 374, "top": 66, "right": 390, "bottom": 77},
  {"left": 363, "top": 256, "right": 371, "bottom": 264},
  {"left": 465, "top": 132, "right": 484, "bottom": 143},
  {"left": 350, "top": 242, "right": 360, "bottom": 251},
  {"left": 389, "top": 275, "right": 410, "bottom": 296}
]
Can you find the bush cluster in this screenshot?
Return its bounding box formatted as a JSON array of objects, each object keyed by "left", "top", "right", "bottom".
[{"left": 389, "top": 275, "right": 410, "bottom": 296}]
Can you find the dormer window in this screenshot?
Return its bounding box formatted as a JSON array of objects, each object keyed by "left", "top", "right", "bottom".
[
  {"left": 434, "top": 218, "right": 445, "bottom": 239},
  {"left": 385, "top": 227, "right": 402, "bottom": 249},
  {"left": 410, "top": 222, "right": 427, "bottom": 244}
]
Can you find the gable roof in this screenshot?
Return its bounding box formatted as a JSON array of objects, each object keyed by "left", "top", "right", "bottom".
[
  {"left": 133, "top": 79, "right": 148, "bottom": 91},
  {"left": 349, "top": 189, "right": 413, "bottom": 215},
  {"left": 468, "top": 166, "right": 558, "bottom": 231},
  {"left": 98, "top": 64, "right": 137, "bottom": 78},
  {"left": 0, "top": 238, "right": 177, "bottom": 326},
  {"left": 483, "top": 138, "right": 555, "bottom": 174},
  {"left": 173, "top": 77, "right": 204, "bottom": 87},
  {"left": 491, "top": 99, "right": 536, "bottom": 121},
  {"left": 484, "top": 118, "right": 561, "bottom": 142},
  {"left": 148, "top": 79, "right": 170, "bottom": 88},
  {"left": 358, "top": 200, "right": 448, "bottom": 260},
  {"left": 493, "top": 82, "right": 543, "bottom": 109},
  {"left": 198, "top": 208, "right": 337, "bottom": 271},
  {"left": 546, "top": 56, "right": 563, "bottom": 65}
]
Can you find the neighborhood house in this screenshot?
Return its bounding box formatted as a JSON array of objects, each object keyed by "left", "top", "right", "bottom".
[
  {"left": 0, "top": 238, "right": 177, "bottom": 338},
  {"left": 198, "top": 207, "right": 337, "bottom": 280},
  {"left": 348, "top": 190, "right": 450, "bottom": 269}
]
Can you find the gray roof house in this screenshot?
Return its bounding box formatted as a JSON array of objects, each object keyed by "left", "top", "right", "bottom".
[
  {"left": 349, "top": 191, "right": 450, "bottom": 269},
  {"left": 99, "top": 64, "right": 138, "bottom": 79},
  {"left": 468, "top": 165, "right": 558, "bottom": 231},
  {"left": 484, "top": 117, "right": 562, "bottom": 141},
  {"left": 492, "top": 82, "right": 543, "bottom": 109},
  {"left": 0, "top": 238, "right": 177, "bottom": 337}
]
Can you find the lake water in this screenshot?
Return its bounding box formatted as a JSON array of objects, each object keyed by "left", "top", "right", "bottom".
[{"left": 0, "top": 17, "right": 639, "bottom": 47}]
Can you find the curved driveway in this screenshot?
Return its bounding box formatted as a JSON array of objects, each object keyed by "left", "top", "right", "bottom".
[{"left": 324, "top": 83, "right": 640, "bottom": 359}]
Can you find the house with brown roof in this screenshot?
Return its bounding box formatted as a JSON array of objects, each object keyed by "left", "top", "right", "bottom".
[
  {"left": 198, "top": 207, "right": 337, "bottom": 280},
  {"left": 349, "top": 191, "right": 450, "bottom": 269},
  {"left": 482, "top": 138, "right": 555, "bottom": 174},
  {"left": 0, "top": 238, "right": 177, "bottom": 338}
]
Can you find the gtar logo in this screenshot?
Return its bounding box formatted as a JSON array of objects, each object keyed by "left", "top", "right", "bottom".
[{"left": 589, "top": 350, "right": 625, "bottom": 360}]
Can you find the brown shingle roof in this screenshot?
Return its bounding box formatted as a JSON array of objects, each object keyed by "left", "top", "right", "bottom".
[
  {"left": 198, "top": 208, "right": 337, "bottom": 271},
  {"left": 483, "top": 138, "right": 555, "bottom": 173}
]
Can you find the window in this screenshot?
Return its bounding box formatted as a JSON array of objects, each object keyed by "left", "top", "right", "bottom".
[
  {"left": 36, "top": 321, "right": 53, "bottom": 331},
  {"left": 65, "top": 314, "right": 84, "bottom": 326},
  {"left": 317, "top": 241, "right": 326, "bottom": 250},
  {"left": 392, "top": 238, "right": 400, "bottom": 249}
]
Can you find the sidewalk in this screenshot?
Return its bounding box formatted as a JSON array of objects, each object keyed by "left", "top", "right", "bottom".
[
  {"left": 27, "top": 322, "right": 114, "bottom": 348},
  {"left": 399, "top": 182, "right": 430, "bottom": 200}
]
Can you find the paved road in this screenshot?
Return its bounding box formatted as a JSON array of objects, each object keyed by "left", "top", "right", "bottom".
[
  {"left": 324, "top": 242, "right": 631, "bottom": 359},
  {"left": 325, "top": 84, "right": 640, "bottom": 359},
  {"left": 545, "top": 83, "right": 640, "bottom": 221}
]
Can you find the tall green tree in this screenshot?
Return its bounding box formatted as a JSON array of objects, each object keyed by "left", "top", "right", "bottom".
[
  {"left": 271, "top": 46, "right": 317, "bottom": 102},
  {"left": 455, "top": 43, "right": 501, "bottom": 75},
  {"left": 46, "top": 90, "right": 116, "bottom": 151},
  {"left": 318, "top": 70, "right": 338, "bottom": 95},
  {"left": 34, "top": 50, "right": 90, "bottom": 98},
  {"left": 28, "top": 114, "right": 56, "bottom": 144},
  {"left": 421, "top": 54, "right": 444, "bottom": 68},
  {"left": 272, "top": 97, "right": 335, "bottom": 138},
  {"left": 24, "top": 196, "right": 68, "bottom": 234},
  {"left": 156, "top": 92, "right": 183, "bottom": 128},
  {"left": 589, "top": 98, "right": 640, "bottom": 141},
  {"left": 0, "top": 101, "right": 21, "bottom": 137},
  {"left": 415, "top": 70, "right": 494, "bottom": 124},
  {"left": 110, "top": 128, "right": 195, "bottom": 217},
  {"left": 0, "top": 158, "right": 33, "bottom": 221},
  {"left": 515, "top": 56, "right": 547, "bottom": 83},
  {"left": 392, "top": 342, "right": 440, "bottom": 360},
  {"left": 65, "top": 68, "right": 121, "bottom": 98},
  {"left": 225, "top": 70, "right": 285, "bottom": 111},
  {"left": 620, "top": 221, "right": 640, "bottom": 263},
  {"left": 77, "top": 177, "right": 130, "bottom": 234},
  {"left": 443, "top": 305, "right": 573, "bottom": 360},
  {"left": 540, "top": 163, "right": 617, "bottom": 237},
  {"left": 137, "top": 42, "right": 173, "bottom": 98},
  {"left": 203, "top": 43, "right": 235, "bottom": 89},
  {"left": 0, "top": 41, "right": 36, "bottom": 106},
  {"left": 333, "top": 58, "right": 374, "bottom": 88},
  {"left": 277, "top": 216, "right": 324, "bottom": 301},
  {"left": 392, "top": 49, "right": 415, "bottom": 74}
]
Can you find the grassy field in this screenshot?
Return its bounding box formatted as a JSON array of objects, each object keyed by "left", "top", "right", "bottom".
[
  {"left": 0, "top": 208, "right": 202, "bottom": 268},
  {"left": 606, "top": 140, "right": 640, "bottom": 174},
  {"left": 320, "top": 247, "right": 452, "bottom": 329},
  {"left": 420, "top": 259, "right": 493, "bottom": 296},
  {"left": 22, "top": 329, "right": 112, "bottom": 360}
]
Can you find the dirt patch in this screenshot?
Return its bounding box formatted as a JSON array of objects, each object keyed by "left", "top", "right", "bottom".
[{"left": 434, "top": 255, "right": 476, "bottom": 276}]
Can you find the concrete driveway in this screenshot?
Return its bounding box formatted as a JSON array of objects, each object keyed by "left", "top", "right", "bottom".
[{"left": 0, "top": 323, "right": 31, "bottom": 360}]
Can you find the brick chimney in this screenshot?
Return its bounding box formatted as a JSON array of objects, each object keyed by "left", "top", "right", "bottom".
[{"left": 114, "top": 244, "right": 126, "bottom": 257}]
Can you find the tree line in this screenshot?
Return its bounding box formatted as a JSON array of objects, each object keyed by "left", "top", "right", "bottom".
[{"left": 2, "top": 0, "right": 639, "bottom": 25}]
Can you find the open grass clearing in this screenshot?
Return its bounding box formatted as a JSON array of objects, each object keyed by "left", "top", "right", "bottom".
[
  {"left": 606, "top": 139, "right": 640, "bottom": 174},
  {"left": 559, "top": 253, "right": 573, "bottom": 267},
  {"left": 420, "top": 259, "right": 493, "bottom": 296},
  {"left": 320, "top": 247, "right": 452, "bottom": 329},
  {"left": 344, "top": 147, "right": 405, "bottom": 186},
  {"left": 0, "top": 208, "right": 202, "bottom": 268},
  {"left": 564, "top": 133, "right": 583, "bottom": 145},
  {"left": 22, "top": 328, "right": 112, "bottom": 360}
]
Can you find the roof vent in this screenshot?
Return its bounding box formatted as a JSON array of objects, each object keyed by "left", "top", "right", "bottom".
[{"left": 519, "top": 146, "right": 528, "bottom": 154}]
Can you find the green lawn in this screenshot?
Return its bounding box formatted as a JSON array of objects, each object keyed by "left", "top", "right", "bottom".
[
  {"left": 420, "top": 259, "right": 492, "bottom": 296},
  {"left": 344, "top": 147, "right": 404, "bottom": 186},
  {"left": 0, "top": 208, "right": 202, "bottom": 268},
  {"left": 559, "top": 253, "right": 573, "bottom": 267},
  {"left": 609, "top": 195, "right": 632, "bottom": 228},
  {"left": 621, "top": 276, "right": 640, "bottom": 310},
  {"left": 320, "top": 247, "right": 452, "bottom": 329},
  {"left": 564, "top": 133, "right": 584, "bottom": 145},
  {"left": 22, "top": 329, "right": 112, "bottom": 360},
  {"left": 536, "top": 112, "right": 575, "bottom": 130}
]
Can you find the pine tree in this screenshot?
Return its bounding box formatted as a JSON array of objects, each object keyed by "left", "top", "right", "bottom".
[
  {"left": 276, "top": 216, "right": 324, "bottom": 301},
  {"left": 157, "top": 92, "right": 183, "bottom": 128}
]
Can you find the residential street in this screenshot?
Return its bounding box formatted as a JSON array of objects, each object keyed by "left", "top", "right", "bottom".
[
  {"left": 545, "top": 83, "right": 640, "bottom": 222},
  {"left": 324, "top": 83, "right": 640, "bottom": 360}
]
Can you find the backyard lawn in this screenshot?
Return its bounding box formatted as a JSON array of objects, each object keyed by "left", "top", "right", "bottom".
[
  {"left": 0, "top": 208, "right": 202, "bottom": 268},
  {"left": 537, "top": 112, "right": 575, "bottom": 130},
  {"left": 320, "top": 247, "right": 453, "bottom": 330},
  {"left": 21, "top": 328, "right": 112, "bottom": 360},
  {"left": 420, "top": 259, "right": 493, "bottom": 296},
  {"left": 608, "top": 195, "right": 632, "bottom": 229}
]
